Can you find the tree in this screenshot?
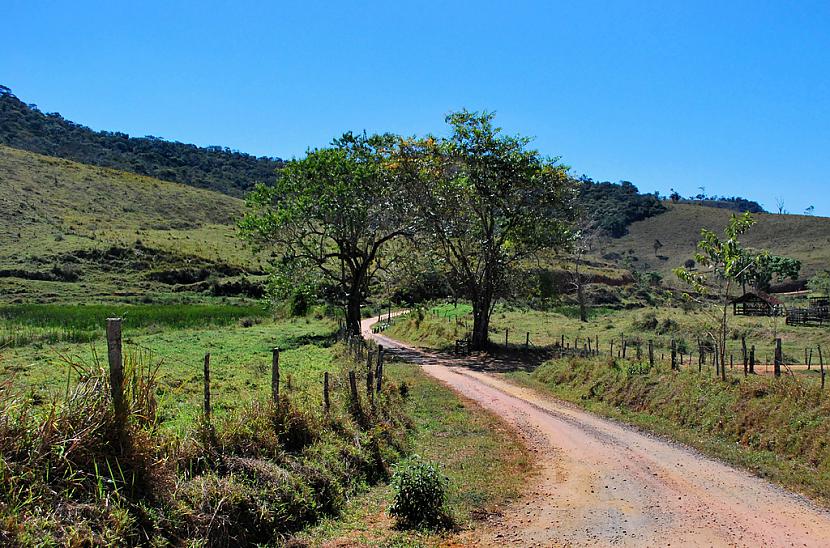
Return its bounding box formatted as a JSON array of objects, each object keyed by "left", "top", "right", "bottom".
[
  {"left": 653, "top": 239, "right": 663, "bottom": 256},
  {"left": 805, "top": 205, "right": 815, "bottom": 216},
  {"left": 736, "top": 253, "right": 801, "bottom": 293},
  {"left": 239, "top": 132, "right": 413, "bottom": 336},
  {"left": 675, "top": 213, "right": 761, "bottom": 381},
  {"left": 776, "top": 197, "right": 786, "bottom": 215},
  {"left": 567, "top": 213, "right": 599, "bottom": 322},
  {"left": 807, "top": 271, "right": 830, "bottom": 297},
  {"left": 670, "top": 189, "right": 681, "bottom": 203},
  {"left": 396, "top": 111, "right": 576, "bottom": 349}
]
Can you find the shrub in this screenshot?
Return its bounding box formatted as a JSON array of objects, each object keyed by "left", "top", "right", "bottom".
[{"left": 389, "top": 455, "right": 451, "bottom": 529}]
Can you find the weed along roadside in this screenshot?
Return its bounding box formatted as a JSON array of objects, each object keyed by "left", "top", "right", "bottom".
[{"left": 368, "top": 313, "right": 830, "bottom": 545}]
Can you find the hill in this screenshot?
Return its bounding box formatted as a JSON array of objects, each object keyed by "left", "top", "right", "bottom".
[
  {"left": 601, "top": 203, "right": 830, "bottom": 287},
  {"left": 0, "top": 86, "right": 281, "bottom": 197},
  {"left": 0, "top": 144, "right": 266, "bottom": 303}
]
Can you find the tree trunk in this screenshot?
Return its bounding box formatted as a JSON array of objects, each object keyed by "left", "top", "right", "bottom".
[
  {"left": 345, "top": 294, "right": 362, "bottom": 337},
  {"left": 470, "top": 294, "right": 492, "bottom": 350},
  {"left": 577, "top": 282, "right": 587, "bottom": 323}
]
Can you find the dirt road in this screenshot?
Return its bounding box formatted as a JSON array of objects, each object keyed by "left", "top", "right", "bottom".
[{"left": 362, "top": 317, "right": 830, "bottom": 547}]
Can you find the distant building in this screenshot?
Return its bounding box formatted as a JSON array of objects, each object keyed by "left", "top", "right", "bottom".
[{"left": 731, "top": 292, "right": 784, "bottom": 317}]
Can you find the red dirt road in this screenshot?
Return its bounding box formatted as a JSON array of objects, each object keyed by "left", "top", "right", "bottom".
[{"left": 363, "top": 317, "right": 830, "bottom": 547}]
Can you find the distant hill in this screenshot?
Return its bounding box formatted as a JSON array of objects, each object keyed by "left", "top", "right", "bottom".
[
  {"left": 579, "top": 179, "right": 666, "bottom": 237},
  {"left": 0, "top": 145, "right": 265, "bottom": 303},
  {"left": 0, "top": 85, "right": 281, "bottom": 197},
  {"left": 600, "top": 203, "right": 830, "bottom": 288}
]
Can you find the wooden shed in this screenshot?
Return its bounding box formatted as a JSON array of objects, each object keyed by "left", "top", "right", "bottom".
[{"left": 732, "top": 292, "right": 784, "bottom": 317}]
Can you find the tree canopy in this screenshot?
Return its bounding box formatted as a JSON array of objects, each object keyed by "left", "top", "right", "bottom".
[
  {"left": 396, "top": 110, "right": 577, "bottom": 349},
  {"left": 239, "top": 132, "right": 412, "bottom": 334}
]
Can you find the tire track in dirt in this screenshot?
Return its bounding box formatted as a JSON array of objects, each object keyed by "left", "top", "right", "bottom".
[{"left": 363, "top": 317, "right": 830, "bottom": 547}]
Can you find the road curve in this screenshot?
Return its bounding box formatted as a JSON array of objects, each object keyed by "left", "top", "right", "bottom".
[{"left": 362, "top": 317, "right": 830, "bottom": 547}]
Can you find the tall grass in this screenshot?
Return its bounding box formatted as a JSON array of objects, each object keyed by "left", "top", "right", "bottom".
[
  {"left": 0, "top": 303, "right": 270, "bottom": 330},
  {"left": 0, "top": 341, "right": 411, "bottom": 545},
  {"left": 0, "top": 304, "right": 270, "bottom": 348}
]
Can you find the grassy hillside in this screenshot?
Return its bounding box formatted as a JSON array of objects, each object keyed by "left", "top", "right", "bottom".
[
  {"left": 602, "top": 203, "right": 830, "bottom": 282},
  {"left": 0, "top": 144, "right": 265, "bottom": 303}
]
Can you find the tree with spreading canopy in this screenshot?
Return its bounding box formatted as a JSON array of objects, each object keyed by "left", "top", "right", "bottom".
[
  {"left": 239, "top": 132, "right": 413, "bottom": 336},
  {"left": 394, "top": 111, "right": 577, "bottom": 349}
]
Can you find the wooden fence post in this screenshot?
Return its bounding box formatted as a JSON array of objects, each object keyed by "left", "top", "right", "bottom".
[
  {"left": 526, "top": 332, "right": 530, "bottom": 349},
  {"left": 203, "top": 353, "right": 211, "bottom": 421},
  {"left": 742, "top": 336, "right": 748, "bottom": 377},
  {"left": 610, "top": 340, "right": 614, "bottom": 357},
  {"left": 774, "top": 339, "right": 782, "bottom": 378},
  {"left": 348, "top": 370, "right": 359, "bottom": 406},
  {"left": 561, "top": 334, "right": 565, "bottom": 348},
  {"left": 750, "top": 346, "right": 755, "bottom": 374},
  {"left": 272, "top": 347, "right": 280, "bottom": 404},
  {"left": 818, "top": 345, "right": 825, "bottom": 389},
  {"left": 106, "top": 318, "right": 127, "bottom": 430},
  {"left": 505, "top": 328, "right": 509, "bottom": 348},
  {"left": 376, "top": 345, "right": 384, "bottom": 393},
  {"left": 595, "top": 335, "right": 599, "bottom": 356},
  {"left": 671, "top": 339, "right": 677, "bottom": 370},
  {"left": 648, "top": 340, "right": 654, "bottom": 367},
  {"left": 323, "top": 372, "right": 330, "bottom": 411}
]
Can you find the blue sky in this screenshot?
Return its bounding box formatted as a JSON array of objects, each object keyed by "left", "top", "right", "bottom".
[{"left": 3, "top": 1, "right": 829, "bottom": 215}]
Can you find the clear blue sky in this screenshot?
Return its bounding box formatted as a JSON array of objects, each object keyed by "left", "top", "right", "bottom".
[{"left": 3, "top": 1, "right": 829, "bottom": 215}]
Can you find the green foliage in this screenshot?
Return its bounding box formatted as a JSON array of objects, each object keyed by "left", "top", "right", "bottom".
[
  {"left": 807, "top": 271, "right": 830, "bottom": 297},
  {"left": 578, "top": 178, "right": 666, "bottom": 237},
  {"left": 240, "top": 132, "right": 411, "bottom": 333},
  {"left": 396, "top": 110, "right": 577, "bottom": 348},
  {"left": 0, "top": 86, "right": 280, "bottom": 197},
  {"left": 737, "top": 252, "right": 801, "bottom": 292},
  {"left": 389, "top": 456, "right": 451, "bottom": 529}
]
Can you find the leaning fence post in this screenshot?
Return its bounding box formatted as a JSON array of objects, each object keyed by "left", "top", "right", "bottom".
[
  {"left": 203, "top": 353, "right": 211, "bottom": 421},
  {"left": 742, "top": 336, "right": 748, "bottom": 377},
  {"left": 818, "top": 345, "right": 825, "bottom": 389},
  {"left": 671, "top": 339, "right": 677, "bottom": 370},
  {"left": 376, "top": 345, "right": 384, "bottom": 393},
  {"left": 348, "top": 370, "right": 360, "bottom": 408},
  {"left": 272, "top": 347, "right": 280, "bottom": 404},
  {"left": 106, "top": 318, "right": 127, "bottom": 429},
  {"left": 323, "top": 372, "right": 330, "bottom": 411},
  {"left": 774, "top": 338, "right": 782, "bottom": 378},
  {"left": 526, "top": 332, "right": 530, "bottom": 349}
]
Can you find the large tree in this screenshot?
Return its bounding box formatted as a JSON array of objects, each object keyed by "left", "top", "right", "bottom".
[
  {"left": 239, "top": 132, "right": 412, "bottom": 335},
  {"left": 396, "top": 111, "right": 576, "bottom": 349}
]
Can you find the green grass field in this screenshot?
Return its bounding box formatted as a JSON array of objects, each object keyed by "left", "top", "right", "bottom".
[{"left": 0, "top": 307, "right": 335, "bottom": 433}]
